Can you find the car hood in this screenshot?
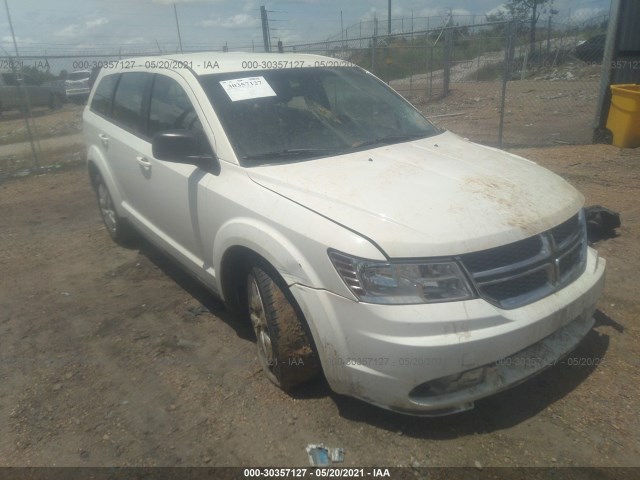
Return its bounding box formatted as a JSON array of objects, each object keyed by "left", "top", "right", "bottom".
[{"left": 247, "top": 131, "right": 584, "bottom": 258}]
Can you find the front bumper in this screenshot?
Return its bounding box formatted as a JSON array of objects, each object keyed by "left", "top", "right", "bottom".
[
  {"left": 292, "top": 247, "right": 605, "bottom": 416},
  {"left": 66, "top": 88, "right": 90, "bottom": 98}
]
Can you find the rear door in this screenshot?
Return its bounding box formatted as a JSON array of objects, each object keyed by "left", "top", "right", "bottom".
[{"left": 105, "top": 72, "right": 154, "bottom": 220}]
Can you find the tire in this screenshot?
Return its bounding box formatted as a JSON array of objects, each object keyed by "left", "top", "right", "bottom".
[
  {"left": 49, "top": 93, "right": 62, "bottom": 110},
  {"left": 246, "top": 262, "right": 320, "bottom": 390},
  {"left": 93, "top": 172, "right": 135, "bottom": 244}
]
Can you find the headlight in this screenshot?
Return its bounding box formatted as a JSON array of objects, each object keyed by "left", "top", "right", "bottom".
[{"left": 328, "top": 250, "right": 475, "bottom": 305}]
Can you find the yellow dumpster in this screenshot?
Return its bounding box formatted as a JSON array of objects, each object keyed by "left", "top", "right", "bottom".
[{"left": 606, "top": 84, "right": 640, "bottom": 148}]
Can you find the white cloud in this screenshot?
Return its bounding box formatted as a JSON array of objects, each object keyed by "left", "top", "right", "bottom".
[
  {"left": 199, "top": 13, "right": 259, "bottom": 28},
  {"left": 86, "top": 17, "right": 109, "bottom": 29},
  {"left": 123, "top": 36, "right": 148, "bottom": 45},
  {"left": 359, "top": 8, "right": 378, "bottom": 22},
  {"left": 55, "top": 24, "right": 80, "bottom": 37},
  {"left": 485, "top": 5, "right": 509, "bottom": 17},
  {"left": 2, "top": 35, "right": 34, "bottom": 45},
  {"left": 570, "top": 7, "right": 608, "bottom": 22},
  {"left": 242, "top": 1, "right": 258, "bottom": 13},
  {"left": 417, "top": 7, "right": 472, "bottom": 18},
  {"left": 55, "top": 17, "right": 109, "bottom": 37}
]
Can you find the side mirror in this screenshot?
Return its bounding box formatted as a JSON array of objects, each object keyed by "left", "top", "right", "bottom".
[{"left": 152, "top": 130, "right": 215, "bottom": 168}]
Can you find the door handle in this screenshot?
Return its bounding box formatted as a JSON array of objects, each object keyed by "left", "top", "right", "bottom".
[
  {"left": 98, "top": 133, "right": 109, "bottom": 148},
  {"left": 136, "top": 155, "right": 152, "bottom": 169}
]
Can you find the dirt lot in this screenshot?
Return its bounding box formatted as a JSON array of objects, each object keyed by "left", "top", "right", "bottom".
[
  {"left": 0, "top": 67, "right": 639, "bottom": 470},
  {"left": 0, "top": 141, "right": 639, "bottom": 469},
  {"left": 0, "top": 104, "right": 84, "bottom": 180}
]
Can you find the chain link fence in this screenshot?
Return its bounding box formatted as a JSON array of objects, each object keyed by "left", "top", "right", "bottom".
[
  {"left": 0, "top": 11, "right": 608, "bottom": 181},
  {"left": 287, "top": 11, "right": 608, "bottom": 148}
]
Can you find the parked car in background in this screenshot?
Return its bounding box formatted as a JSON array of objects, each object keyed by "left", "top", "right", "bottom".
[
  {"left": 0, "top": 70, "right": 61, "bottom": 114},
  {"left": 64, "top": 70, "right": 91, "bottom": 104},
  {"left": 83, "top": 53, "right": 606, "bottom": 416},
  {"left": 574, "top": 34, "right": 606, "bottom": 64}
]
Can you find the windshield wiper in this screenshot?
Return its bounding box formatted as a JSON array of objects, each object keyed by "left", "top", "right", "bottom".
[
  {"left": 352, "top": 133, "right": 429, "bottom": 149},
  {"left": 242, "top": 148, "right": 343, "bottom": 161}
]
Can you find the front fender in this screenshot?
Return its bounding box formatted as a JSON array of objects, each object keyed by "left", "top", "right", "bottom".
[{"left": 213, "top": 217, "right": 322, "bottom": 290}]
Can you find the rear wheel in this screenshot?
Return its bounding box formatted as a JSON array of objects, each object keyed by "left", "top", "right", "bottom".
[
  {"left": 246, "top": 262, "right": 320, "bottom": 390},
  {"left": 49, "top": 93, "right": 61, "bottom": 110},
  {"left": 93, "top": 172, "right": 135, "bottom": 244}
]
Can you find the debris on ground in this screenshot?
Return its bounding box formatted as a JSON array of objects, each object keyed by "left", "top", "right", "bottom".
[
  {"left": 305, "top": 444, "right": 345, "bottom": 466},
  {"left": 585, "top": 205, "right": 621, "bottom": 242}
]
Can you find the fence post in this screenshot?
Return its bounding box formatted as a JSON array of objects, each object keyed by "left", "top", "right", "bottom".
[
  {"left": 498, "top": 21, "right": 515, "bottom": 147},
  {"left": 443, "top": 26, "right": 453, "bottom": 97},
  {"left": 371, "top": 17, "right": 378, "bottom": 74},
  {"left": 8, "top": 57, "right": 40, "bottom": 172},
  {"left": 370, "top": 37, "right": 376, "bottom": 74},
  {"left": 428, "top": 46, "right": 434, "bottom": 100}
]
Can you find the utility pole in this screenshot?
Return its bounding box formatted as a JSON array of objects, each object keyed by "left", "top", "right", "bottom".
[
  {"left": 260, "top": 6, "right": 271, "bottom": 52},
  {"left": 173, "top": 4, "right": 183, "bottom": 53},
  {"left": 388, "top": 0, "right": 391, "bottom": 35}
]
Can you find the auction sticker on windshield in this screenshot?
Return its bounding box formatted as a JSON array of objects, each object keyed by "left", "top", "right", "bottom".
[{"left": 219, "top": 76, "right": 277, "bottom": 102}]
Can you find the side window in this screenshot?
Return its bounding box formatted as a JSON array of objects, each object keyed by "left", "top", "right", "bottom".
[
  {"left": 90, "top": 74, "right": 119, "bottom": 117},
  {"left": 149, "top": 75, "right": 202, "bottom": 136},
  {"left": 149, "top": 75, "right": 211, "bottom": 156},
  {"left": 112, "top": 72, "right": 149, "bottom": 134}
]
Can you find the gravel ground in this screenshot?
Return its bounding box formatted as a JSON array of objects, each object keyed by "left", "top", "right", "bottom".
[
  {"left": 0, "top": 64, "right": 638, "bottom": 472},
  {"left": 0, "top": 143, "right": 638, "bottom": 470}
]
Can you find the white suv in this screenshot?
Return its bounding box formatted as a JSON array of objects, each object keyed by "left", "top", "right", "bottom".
[
  {"left": 83, "top": 53, "right": 605, "bottom": 416},
  {"left": 65, "top": 70, "right": 91, "bottom": 103}
]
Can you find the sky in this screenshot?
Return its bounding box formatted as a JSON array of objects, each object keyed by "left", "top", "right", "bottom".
[{"left": 0, "top": 0, "right": 610, "bottom": 58}]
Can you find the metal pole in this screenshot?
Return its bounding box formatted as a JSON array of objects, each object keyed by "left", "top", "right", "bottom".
[
  {"left": 547, "top": 15, "right": 552, "bottom": 56},
  {"left": 388, "top": 0, "right": 391, "bottom": 36},
  {"left": 594, "top": 0, "right": 621, "bottom": 133},
  {"left": 173, "top": 4, "right": 183, "bottom": 53},
  {"left": 429, "top": 46, "right": 434, "bottom": 100},
  {"left": 260, "top": 6, "right": 271, "bottom": 52},
  {"left": 3, "top": 0, "right": 40, "bottom": 171},
  {"left": 340, "top": 11, "right": 345, "bottom": 54},
  {"left": 499, "top": 22, "right": 514, "bottom": 147},
  {"left": 371, "top": 15, "right": 377, "bottom": 74},
  {"left": 443, "top": 26, "right": 453, "bottom": 97}
]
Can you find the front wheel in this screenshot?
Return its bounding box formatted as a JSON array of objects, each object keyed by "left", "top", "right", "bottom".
[{"left": 246, "top": 263, "right": 320, "bottom": 390}]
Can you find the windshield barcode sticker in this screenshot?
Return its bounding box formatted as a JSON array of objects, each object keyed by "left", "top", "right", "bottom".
[{"left": 219, "top": 76, "right": 277, "bottom": 102}]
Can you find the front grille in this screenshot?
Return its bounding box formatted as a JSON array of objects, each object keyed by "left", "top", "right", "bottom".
[{"left": 460, "top": 211, "right": 587, "bottom": 309}]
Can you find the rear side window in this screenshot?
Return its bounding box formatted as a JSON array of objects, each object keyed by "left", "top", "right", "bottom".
[
  {"left": 112, "top": 72, "right": 150, "bottom": 134},
  {"left": 91, "top": 74, "right": 119, "bottom": 117}
]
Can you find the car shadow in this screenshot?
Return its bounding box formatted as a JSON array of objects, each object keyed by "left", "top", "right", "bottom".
[
  {"left": 119, "top": 234, "right": 618, "bottom": 433},
  {"left": 132, "top": 235, "right": 255, "bottom": 342},
  {"left": 328, "top": 316, "right": 613, "bottom": 438}
]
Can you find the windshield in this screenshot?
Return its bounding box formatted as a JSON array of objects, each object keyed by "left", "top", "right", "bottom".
[{"left": 199, "top": 67, "right": 440, "bottom": 164}]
